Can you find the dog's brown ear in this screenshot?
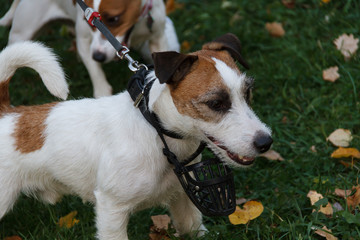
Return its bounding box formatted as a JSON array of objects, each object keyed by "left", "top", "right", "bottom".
[
  {"left": 152, "top": 51, "right": 198, "bottom": 85},
  {"left": 202, "top": 33, "right": 249, "bottom": 69}
]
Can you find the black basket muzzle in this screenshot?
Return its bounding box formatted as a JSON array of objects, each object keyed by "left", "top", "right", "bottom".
[{"left": 174, "top": 157, "right": 236, "bottom": 217}]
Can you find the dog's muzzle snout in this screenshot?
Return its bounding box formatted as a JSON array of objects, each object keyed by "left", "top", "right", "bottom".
[
  {"left": 92, "top": 51, "right": 107, "bottom": 62},
  {"left": 253, "top": 131, "right": 273, "bottom": 153}
]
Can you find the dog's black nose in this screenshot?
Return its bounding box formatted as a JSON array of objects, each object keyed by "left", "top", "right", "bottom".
[
  {"left": 253, "top": 132, "right": 273, "bottom": 153},
  {"left": 92, "top": 51, "right": 107, "bottom": 62}
]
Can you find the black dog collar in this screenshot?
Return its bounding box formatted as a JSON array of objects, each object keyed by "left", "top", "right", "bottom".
[{"left": 127, "top": 67, "right": 183, "bottom": 139}]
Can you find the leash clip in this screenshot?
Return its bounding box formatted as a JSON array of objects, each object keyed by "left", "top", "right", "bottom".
[
  {"left": 117, "top": 47, "right": 148, "bottom": 72},
  {"left": 84, "top": 7, "right": 101, "bottom": 27}
]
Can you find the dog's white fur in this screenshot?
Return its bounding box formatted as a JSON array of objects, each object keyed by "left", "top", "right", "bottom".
[
  {"left": 0, "top": 0, "right": 180, "bottom": 98},
  {"left": 0, "top": 39, "right": 271, "bottom": 239}
]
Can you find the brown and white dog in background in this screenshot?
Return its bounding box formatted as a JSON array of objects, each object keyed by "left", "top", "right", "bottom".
[
  {"left": 0, "top": 0, "right": 180, "bottom": 98},
  {"left": 0, "top": 34, "right": 272, "bottom": 239}
]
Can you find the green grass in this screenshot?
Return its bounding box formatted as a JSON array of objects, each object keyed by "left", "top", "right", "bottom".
[{"left": 1, "top": 0, "right": 360, "bottom": 239}]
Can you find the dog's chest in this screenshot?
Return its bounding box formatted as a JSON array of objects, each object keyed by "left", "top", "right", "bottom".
[{"left": 135, "top": 167, "right": 181, "bottom": 210}]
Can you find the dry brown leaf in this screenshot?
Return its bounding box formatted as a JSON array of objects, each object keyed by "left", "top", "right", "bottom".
[
  {"left": 334, "top": 188, "right": 352, "bottom": 198},
  {"left": 307, "top": 190, "right": 333, "bottom": 216},
  {"left": 333, "top": 34, "right": 359, "bottom": 60},
  {"left": 326, "top": 129, "right": 352, "bottom": 147},
  {"left": 347, "top": 185, "right": 360, "bottom": 211},
  {"left": 282, "top": 0, "right": 296, "bottom": 9},
  {"left": 166, "top": 0, "right": 184, "bottom": 15},
  {"left": 151, "top": 215, "right": 171, "bottom": 231},
  {"left": 322, "top": 66, "right": 340, "bottom": 82},
  {"left": 331, "top": 147, "right": 360, "bottom": 159},
  {"left": 4, "top": 236, "right": 22, "bottom": 240},
  {"left": 57, "top": 211, "right": 80, "bottom": 228},
  {"left": 314, "top": 226, "right": 338, "bottom": 240},
  {"left": 228, "top": 201, "right": 264, "bottom": 225},
  {"left": 321, "top": 0, "right": 331, "bottom": 3},
  {"left": 265, "top": 22, "right": 285, "bottom": 37},
  {"left": 149, "top": 215, "right": 172, "bottom": 240},
  {"left": 149, "top": 225, "right": 170, "bottom": 240},
  {"left": 260, "top": 149, "right": 284, "bottom": 161}
]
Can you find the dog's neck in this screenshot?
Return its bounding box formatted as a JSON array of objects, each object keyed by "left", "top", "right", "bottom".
[{"left": 147, "top": 72, "right": 202, "bottom": 142}]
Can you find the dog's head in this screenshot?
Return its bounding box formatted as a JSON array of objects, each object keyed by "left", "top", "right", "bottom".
[
  {"left": 85, "top": 0, "right": 142, "bottom": 63},
  {"left": 151, "top": 33, "right": 272, "bottom": 167}
]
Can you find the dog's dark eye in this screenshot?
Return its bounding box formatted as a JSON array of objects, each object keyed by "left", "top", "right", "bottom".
[
  {"left": 206, "top": 99, "right": 231, "bottom": 112},
  {"left": 103, "top": 15, "right": 121, "bottom": 26}
]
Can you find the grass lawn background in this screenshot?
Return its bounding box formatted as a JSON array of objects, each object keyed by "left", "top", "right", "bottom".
[{"left": 0, "top": 0, "right": 360, "bottom": 239}]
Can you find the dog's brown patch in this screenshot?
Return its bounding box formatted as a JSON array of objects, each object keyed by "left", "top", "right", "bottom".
[
  {"left": 10, "top": 103, "right": 57, "bottom": 153},
  {"left": 99, "top": 0, "right": 141, "bottom": 39},
  {"left": 0, "top": 77, "right": 57, "bottom": 153},
  {"left": 169, "top": 50, "right": 241, "bottom": 122}
]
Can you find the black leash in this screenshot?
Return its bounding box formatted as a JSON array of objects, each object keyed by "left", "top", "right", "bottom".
[{"left": 76, "top": 0, "right": 146, "bottom": 72}]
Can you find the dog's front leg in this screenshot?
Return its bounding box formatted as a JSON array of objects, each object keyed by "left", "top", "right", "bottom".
[
  {"left": 148, "top": 31, "right": 169, "bottom": 53},
  {"left": 169, "top": 191, "right": 208, "bottom": 237},
  {"left": 75, "top": 13, "right": 112, "bottom": 98},
  {"left": 95, "top": 190, "right": 130, "bottom": 240}
]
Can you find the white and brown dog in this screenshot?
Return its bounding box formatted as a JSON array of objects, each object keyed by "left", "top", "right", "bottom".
[
  {"left": 0, "top": 0, "right": 180, "bottom": 98},
  {"left": 0, "top": 34, "right": 272, "bottom": 239}
]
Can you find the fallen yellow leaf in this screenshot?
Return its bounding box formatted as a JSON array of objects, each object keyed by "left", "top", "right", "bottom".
[
  {"left": 228, "top": 201, "right": 264, "bottom": 225},
  {"left": 314, "top": 226, "right": 338, "bottom": 240},
  {"left": 265, "top": 22, "right": 285, "bottom": 37},
  {"left": 58, "top": 211, "right": 80, "bottom": 228},
  {"left": 331, "top": 147, "right": 360, "bottom": 159},
  {"left": 307, "top": 190, "right": 333, "bottom": 216},
  {"left": 322, "top": 66, "right": 340, "bottom": 82},
  {"left": 326, "top": 129, "right": 352, "bottom": 147}
]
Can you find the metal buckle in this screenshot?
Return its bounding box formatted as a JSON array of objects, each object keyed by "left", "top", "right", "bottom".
[{"left": 133, "top": 89, "right": 145, "bottom": 107}]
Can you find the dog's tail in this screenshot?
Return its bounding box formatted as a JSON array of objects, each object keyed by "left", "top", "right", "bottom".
[
  {"left": 0, "top": 41, "right": 69, "bottom": 105},
  {"left": 0, "top": 0, "right": 21, "bottom": 26}
]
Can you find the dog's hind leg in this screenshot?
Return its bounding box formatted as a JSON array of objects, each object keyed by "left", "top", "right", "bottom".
[
  {"left": 0, "top": 0, "right": 21, "bottom": 27},
  {"left": 169, "top": 191, "right": 208, "bottom": 237},
  {"left": 94, "top": 190, "right": 130, "bottom": 240},
  {"left": 0, "top": 170, "right": 21, "bottom": 219}
]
